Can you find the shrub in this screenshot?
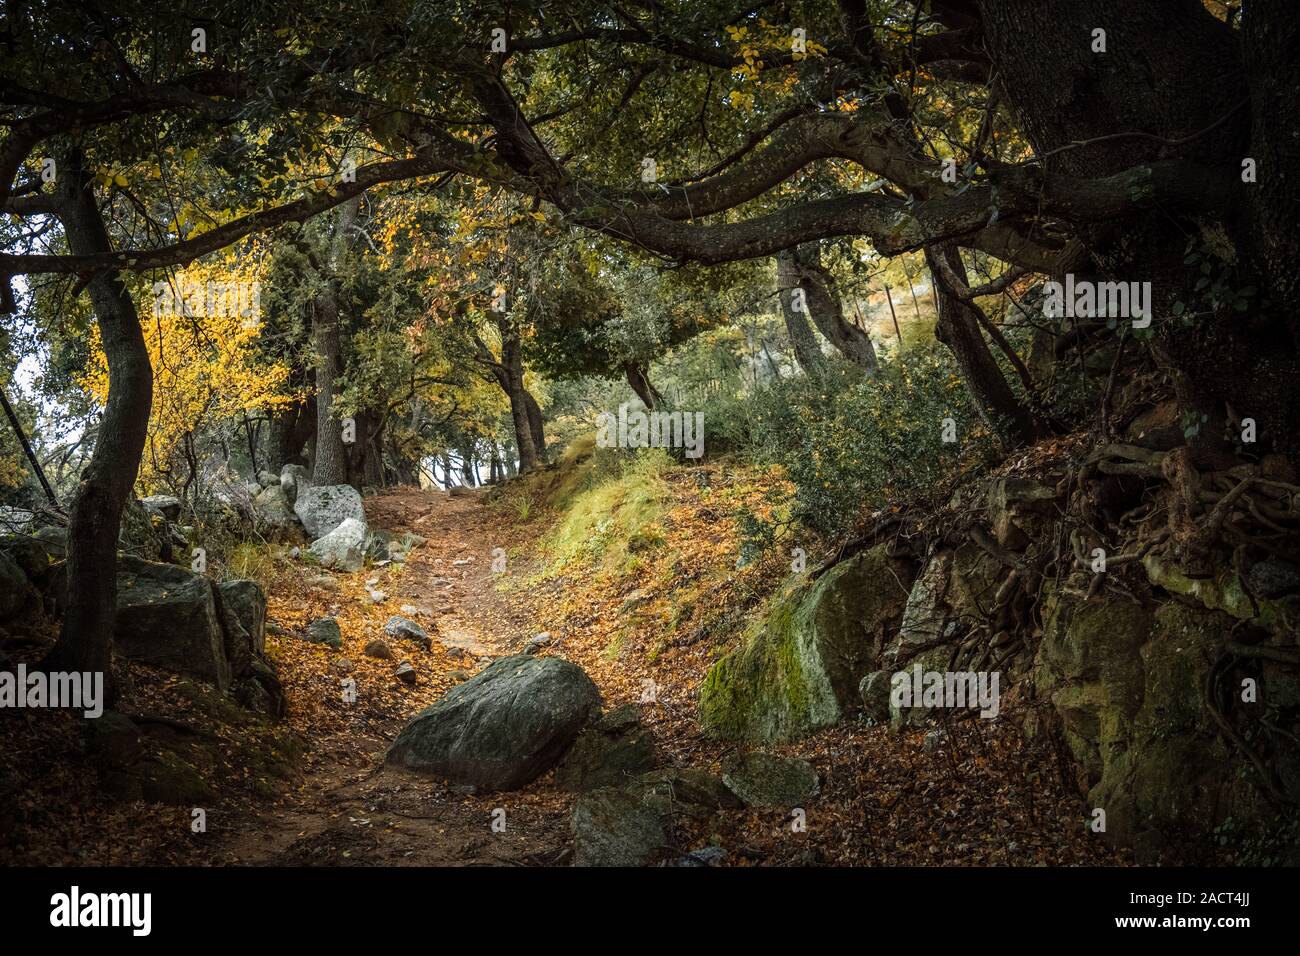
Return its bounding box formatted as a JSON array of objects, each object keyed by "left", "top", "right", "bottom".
[{"left": 750, "top": 344, "right": 997, "bottom": 536}]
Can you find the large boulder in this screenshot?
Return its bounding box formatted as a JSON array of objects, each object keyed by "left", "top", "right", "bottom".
[
  {"left": 698, "top": 543, "right": 914, "bottom": 742},
  {"left": 387, "top": 655, "right": 601, "bottom": 790},
  {"left": 308, "top": 517, "right": 367, "bottom": 572},
  {"left": 114, "top": 556, "right": 231, "bottom": 690},
  {"left": 294, "top": 484, "right": 364, "bottom": 539}
]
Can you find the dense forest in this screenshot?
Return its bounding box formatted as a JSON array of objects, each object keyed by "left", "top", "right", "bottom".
[{"left": 1, "top": 0, "right": 1298, "bottom": 886}]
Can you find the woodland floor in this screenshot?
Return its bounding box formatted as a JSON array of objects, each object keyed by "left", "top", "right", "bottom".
[
  {"left": 212, "top": 482, "right": 1125, "bottom": 867},
  {"left": 2, "top": 478, "right": 1128, "bottom": 867}
]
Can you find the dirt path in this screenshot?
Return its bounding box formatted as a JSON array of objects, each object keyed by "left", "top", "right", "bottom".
[{"left": 213, "top": 487, "right": 573, "bottom": 866}]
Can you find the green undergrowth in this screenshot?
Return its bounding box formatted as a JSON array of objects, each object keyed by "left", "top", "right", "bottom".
[{"left": 539, "top": 446, "right": 672, "bottom": 576}]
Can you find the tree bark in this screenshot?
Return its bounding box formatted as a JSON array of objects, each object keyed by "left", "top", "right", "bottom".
[
  {"left": 789, "top": 243, "right": 878, "bottom": 371},
  {"left": 623, "top": 361, "right": 663, "bottom": 410},
  {"left": 42, "top": 151, "right": 154, "bottom": 697},
  {"left": 777, "top": 248, "right": 827, "bottom": 375},
  {"left": 926, "top": 243, "right": 1042, "bottom": 449},
  {"left": 310, "top": 196, "right": 361, "bottom": 486},
  {"left": 478, "top": 320, "right": 544, "bottom": 472}
]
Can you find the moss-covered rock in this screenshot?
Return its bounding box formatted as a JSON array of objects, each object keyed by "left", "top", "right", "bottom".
[
  {"left": 1143, "top": 554, "right": 1293, "bottom": 632},
  {"left": 1035, "top": 590, "right": 1285, "bottom": 861},
  {"left": 698, "top": 544, "right": 913, "bottom": 742}
]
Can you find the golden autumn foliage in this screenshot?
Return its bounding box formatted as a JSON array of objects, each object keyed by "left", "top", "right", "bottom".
[{"left": 80, "top": 260, "right": 296, "bottom": 493}]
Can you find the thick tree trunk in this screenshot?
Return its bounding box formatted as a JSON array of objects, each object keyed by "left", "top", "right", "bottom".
[
  {"left": 974, "top": 0, "right": 1300, "bottom": 460},
  {"left": 926, "top": 243, "right": 1042, "bottom": 449},
  {"left": 42, "top": 152, "right": 154, "bottom": 697},
  {"left": 310, "top": 197, "right": 361, "bottom": 486}
]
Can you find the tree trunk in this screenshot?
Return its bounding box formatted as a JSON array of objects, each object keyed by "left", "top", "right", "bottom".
[
  {"left": 971, "top": 0, "right": 1300, "bottom": 461},
  {"left": 524, "top": 388, "right": 546, "bottom": 465},
  {"left": 623, "top": 361, "right": 663, "bottom": 409},
  {"left": 480, "top": 320, "right": 544, "bottom": 472},
  {"left": 776, "top": 248, "right": 827, "bottom": 375},
  {"left": 42, "top": 151, "right": 154, "bottom": 697},
  {"left": 926, "top": 243, "right": 1042, "bottom": 449},
  {"left": 310, "top": 197, "right": 361, "bottom": 486},
  {"left": 790, "top": 243, "right": 878, "bottom": 371}
]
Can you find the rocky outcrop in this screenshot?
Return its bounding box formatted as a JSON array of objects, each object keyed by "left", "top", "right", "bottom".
[
  {"left": 698, "top": 543, "right": 914, "bottom": 742},
  {"left": 387, "top": 655, "right": 601, "bottom": 790},
  {"left": 1034, "top": 576, "right": 1300, "bottom": 862},
  {"left": 110, "top": 557, "right": 284, "bottom": 716}
]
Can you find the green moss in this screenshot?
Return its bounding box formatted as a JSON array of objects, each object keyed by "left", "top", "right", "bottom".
[
  {"left": 699, "top": 544, "right": 911, "bottom": 743},
  {"left": 1143, "top": 554, "right": 1284, "bottom": 630},
  {"left": 540, "top": 450, "right": 668, "bottom": 575}
]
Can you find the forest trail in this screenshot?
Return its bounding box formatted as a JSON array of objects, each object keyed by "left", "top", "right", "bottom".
[
  {"left": 213, "top": 487, "right": 573, "bottom": 866},
  {"left": 206, "top": 480, "right": 1121, "bottom": 867}
]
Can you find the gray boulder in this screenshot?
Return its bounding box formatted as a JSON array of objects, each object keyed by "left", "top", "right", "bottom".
[
  {"left": 305, "top": 617, "right": 342, "bottom": 649},
  {"left": 556, "top": 704, "right": 657, "bottom": 792},
  {"left": 383, "top": 615, "right": 430, "bottom": 651},
  {"left": 294, "top": 484, "right": 364, "bottom": 539},
  {"left": 387, "top": 655, "right": 601, "bottom": 790},
  {"left": 308, "top": 517, "right": 367, "bottom": 572},
  {"left": 572, "top": 786, "right": 668, "bottom": 867},
  {"left": 722, "top": 752, "right": 819, "bottom": 807},
  {"left": 141, "top": 495, "right": 181, "bottom": 521},
  {"left": 114, "top": 556, "right": 231, "bottom": 690}
]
